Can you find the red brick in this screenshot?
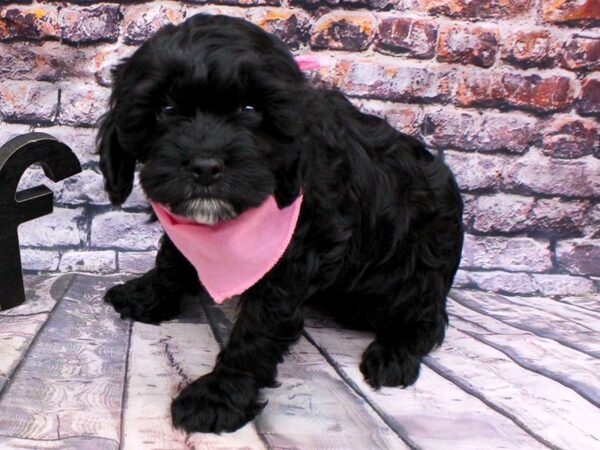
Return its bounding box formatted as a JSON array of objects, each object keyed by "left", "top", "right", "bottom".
[
  {"left": 375, "top": 18, "right": 438, "bottom": 59},
  {"left": 422, "top": 109, "right": 480, "bottom": 149},
  {"left": 452, "top": 69, "right": 493, "bottom": 107},
  {"left": 503, "top": 150, "right": 600, "bottom": 198},
  {"left": 310, "top": 13, "right": 375, "bottom": 52},
  {"left": 503, "top": 30, "right": 556, "bottom": 68},
  {"left": 60, "top": 5, "right": 121, "bottom": 44},
  {"left": 577, "top": 77, "right": 600, "bottom": 116},
  {"left": 453, "top": 71, "right": 575, "bottom": 112},
  {"left": 493, "top": 73, "right": 574, "bottom": 112},
  {"left": 338, "top": 60, "right": 450, "bottom": 103},
  {"left": 0, "top": 42, "right": 94, "bottom": 82},
  {"left": 480, "top": 113, "right": 540, "bottom": 153},
  {"left": 421, "top": 0, "right": 534, "bottom": 18},
  {"left": 560, "top": 35, "right": 600, "bottom": 71},
  {"left": 542, "top": 116, "right": 599, "bottom": 159},
  {"left": 437, "top": 23, "right": 499, "bottom": 68},
  {"left": 290, "top": 0, "right": 393, "bottom": 10},
  {"left": 190, "top": 0, "right": 279, "bottom": 5},
  {"left": 0, "top": 5, "right": 59, "bottom": 40},
  {"left": 249, "top": 9, "right": 310, "bottom": 51},
  {"left": 222, "top": 0, "right": 280, "bottom": 4},
  {"left": 542, "top": 0, "right": 600, "bottom": 24},
  {"left": 123, "top": 3, "right": 184, "bottom": 45},
  {"left": 0, "top": 80, "right": 58, "bottom": 123},
  {"left": 353, "top": 100, "right": 422, "bottom": 135},
  {"left": 556, "top": 239, "right": 600, "bottom": 276}
]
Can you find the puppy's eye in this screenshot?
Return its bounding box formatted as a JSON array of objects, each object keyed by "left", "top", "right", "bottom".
[
  {"left": 161, "top": 105, "right": 177, "bottom": 115},
  {"left": 239, "top": 105, "right": 255, "bottom": 113}
]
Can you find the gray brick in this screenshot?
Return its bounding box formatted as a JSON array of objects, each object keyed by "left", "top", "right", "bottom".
[
  {"left": 91, "top": 211, "right": 162, "bottom": 250},
  {"left": 444, "top": 151, "right": 507, "bottom": 191},
  {"left": 59, "top": 250, "right": 116, "bottom": 273},
  {"left": 0, "top": 122, "right": 32, "bottom": 145},
  {"left": 32, "top": 125, "right": 98, "bottom": 166},
  {"left": 58, "top": 82, "right": 110, "bottom": 127},
  {"left": 122, "top": 174, "right": 150, "bottom": 209},
  {"left": 586, "top": 204, "right": 600, "bottom": 238},
  {"left": 462, "top": 234, "right": 552, "bottom": 272},
  {"left": 20, "top": 249, "right": 60, "bottom": 272},
  {"left": 532, "top": 273, "right": 596, "bottom": 297},
  {"left": 556, "top": 239, "right": 600, "bottom": 277},
  {"left": 0, "top": 80, "right": 59, "bottom": 123},
  {"left": 118, "top": 251, "right": 156, "bottom": 273},
  {"left": 17, "top": 167, "right": 109, "bottom": 206},
  {"left": 18, "top": 207, "right": 86, "bottom": 247},
  {"left": 472, "top": 194, "right": 534, "bottom": 233},
  {"left": 503, "top": 150, "right": 600, "bottom": 198},
  {"left": 460, "top": 270, "right": 538, "bottom": 295}
]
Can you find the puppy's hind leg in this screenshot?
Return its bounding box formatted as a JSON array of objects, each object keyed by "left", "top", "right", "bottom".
[
  {"left": 360, "top": 271, "right": 448, "bottom": 389},
  {"left": 105, "top": 235, "right": 198, "bottom": 324}
]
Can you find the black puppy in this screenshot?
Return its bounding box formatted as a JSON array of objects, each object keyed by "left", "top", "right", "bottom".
[{"left": 97, "top": 13, "right": 464, "bottom": 434}]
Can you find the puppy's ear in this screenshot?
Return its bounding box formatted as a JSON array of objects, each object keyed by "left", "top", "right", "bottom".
[
  {"left": 97, "top": 110, "right": 136, "bottom": 205},
  {"left": 96, "top": 58, "right": 139, "bottom": 206}
]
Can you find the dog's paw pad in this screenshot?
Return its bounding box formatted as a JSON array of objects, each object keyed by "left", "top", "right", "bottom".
[
  {"left": 171, "top": 370, "right": 265, "bottom": 434},
  {"left": 360, "top": 340, "right": 421, "bottom": 389}
]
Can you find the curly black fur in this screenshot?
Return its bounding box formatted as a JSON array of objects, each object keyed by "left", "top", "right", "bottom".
[{"left": 97, "top": 13, "right": 464, "bottom": 434}]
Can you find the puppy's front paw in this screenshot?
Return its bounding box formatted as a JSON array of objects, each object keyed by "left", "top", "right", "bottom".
[
  {"left": 171, "top": 370, "right": 265, "bottom": 433},
  {"left": 105, "top": 278, "right": 179, "bottom": 324},
  {"left": 360, "top": 340, "right": 421, "bottom": 389}
]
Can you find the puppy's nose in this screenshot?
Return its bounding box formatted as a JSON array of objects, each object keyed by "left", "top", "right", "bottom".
[{"left": 190, "top": 157, "right": 224, "bottom": 185}]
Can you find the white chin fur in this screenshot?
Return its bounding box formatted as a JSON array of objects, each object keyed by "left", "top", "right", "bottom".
[{"left": 185, "top": 198, "right": 237, "bottom": 225}]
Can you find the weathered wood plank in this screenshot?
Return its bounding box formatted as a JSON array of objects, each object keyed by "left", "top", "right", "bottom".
[
  {"left": 0, "top": 275, "right": 73, "bottom": 395},
  {"left": 0, "top": 274, "right": 70, "bottom": 317},
  {"left": 450, "top": 290, "right": 600, "bottom": 357},
  {"left": 305, "top": 325, "right": 547, "bottom": 450},
  {"left": 0, "top": 435, "right": 117, "bottom": 449},
  {"left": 0, "top": 275, "right": 130, "bottom": 443},
  {"left": 121, "top": 294, "right": 267, "bottom": 450},
  {"left": 427, "top": 324, "right": 600, "bottom": 449},
  {"left": 448, "top": 300, "right": 600, "bottom": 408},
  {"left": 204, "top": 298, "right": 410, "bottom": 449},
  {"left": 558, "top": 296, "right": 600, "bottom": 314}
]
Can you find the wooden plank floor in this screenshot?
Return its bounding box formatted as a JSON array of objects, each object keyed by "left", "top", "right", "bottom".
[{"left": 1, "top": 274, "right": 599, "bottom": 449}]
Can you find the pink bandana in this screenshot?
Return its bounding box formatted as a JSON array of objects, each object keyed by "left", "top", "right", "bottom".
[{"left": 150, "top": 195, "right": 302, "bottom": 303}]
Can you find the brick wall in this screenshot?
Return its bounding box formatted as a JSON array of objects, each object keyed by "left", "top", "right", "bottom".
[{"left": 1, "top": 0, "right": 598, "bottom": 298}]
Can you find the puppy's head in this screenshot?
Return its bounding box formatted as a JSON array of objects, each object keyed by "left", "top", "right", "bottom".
[{"left": 98, "top": 14, "right": 307, "bottom": 224}]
